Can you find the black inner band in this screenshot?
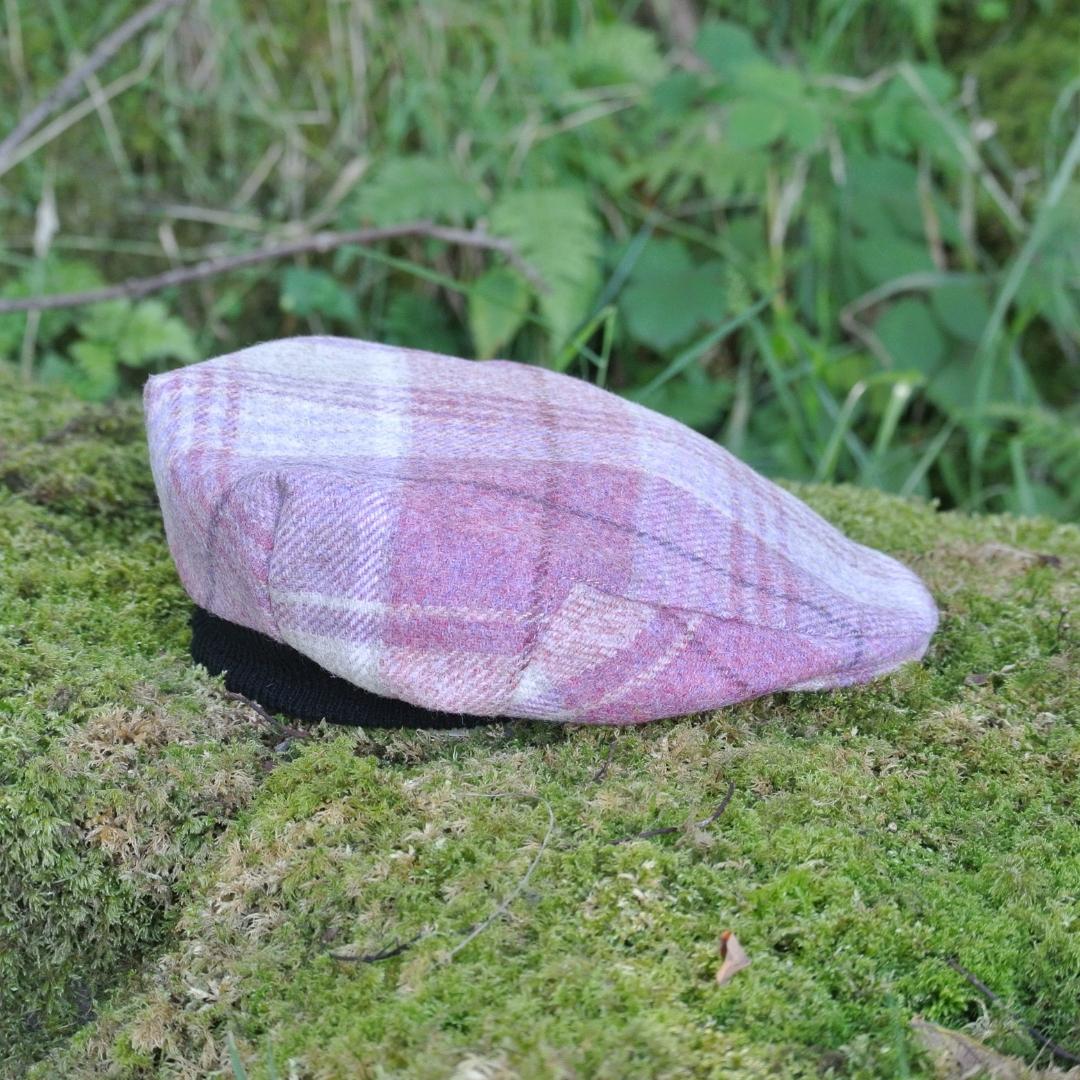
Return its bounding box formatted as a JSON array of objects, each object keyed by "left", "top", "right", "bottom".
[{"left": 190, "top": 606, "right": 499, "bottom": 729}]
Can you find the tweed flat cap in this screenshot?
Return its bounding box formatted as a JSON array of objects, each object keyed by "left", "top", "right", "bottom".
[{"left": 145, "top": 336, "right": 938, "bottom": 726}]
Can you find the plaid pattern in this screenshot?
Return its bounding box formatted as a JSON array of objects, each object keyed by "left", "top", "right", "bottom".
[{"left": 145, "top": 336, "right": 938, "bottom": 724}]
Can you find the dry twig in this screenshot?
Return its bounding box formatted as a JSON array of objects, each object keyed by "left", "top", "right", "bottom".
[
  {"left": 0, "top": 0, "right": 188, "bottom": 176},
  {"left": 448, "top": 793, "right": 555, "bottom": 960},
  {"left": 331, "top": 933, "right": 425, "bottom": 965},
  {"left": 222, "top": 690, "right": 276, "bottom": 727},
  {"left": 590, "top": 737, "right": 617, "bottom": 783},
  {"left": 608, "top": 778, "right": 736, "bottom": 846},
  {"left": 0, "top": 222, "right": 546, "bottom": 314},
  {"left": 326, "top": 791, "right": 555, "bottom": 967},
  {"left": 946, "top": 958, "right": 1080, "bottom": 1067}
]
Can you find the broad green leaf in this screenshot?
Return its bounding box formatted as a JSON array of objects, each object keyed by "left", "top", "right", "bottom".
[
  {"left": 564, "top": 23, "right": 666, "bottom": 88},
  {"left": 731, "top": 62, "right": 803, "bottom": 101},
  {"left": 900, "top": 0, "right": 939, "bottom": 48},
  {"left": 68, "top": 340, "right": 121, "bottom": 401},
  {"left": 845, "top": 156, "right": 925, "bottom": 239},
  {"left": 490, "top": 188, "right": 601, "bottom": 350},
  {"left": 354, "top": 156, "right": 483, "bottom": 226},
  {"left": 900, "top": 107, "right": 965, "bottom": 171},
  {"left": 77, "top": 299, "right": 133, "bottom": 345},
  {"left": 851, "top": 234, "right": 934, "bottom": 286},
  {"left": 78, "top": 298, "right": 198, "bottom": 366},
  {"left": 280, "top": 267, "right": 358, "bottom": 324},
  {"left": 0, "top": 258, "right": 104, "bottom": 355},
  {"left": 726, "top": 99, "right": 787, "bottom": 149},
  {"left": 619, "top": 238, "right": 725, "bottom": 351},
  {"left": 869, "top": 82, "right": 912, "bottom": 155},
  {"left": 931, "top": 282, "right": 992, "bottom": 343},
  {"left": 786, "top": 100, "right": 826, "bottom": 150},
  {"left": 875, "top": 298, "right": 945, "bottom": 375},
  {"left": 629, "top": 369, "right": 732, "bottom": 430},
  {"left": 929, "top": 352, "right": 1010, "bottom": 414},
  {"left": 382, "top": 292, "right": 461, "bottom": 356},
  {"left": 651, "top": 72, "right": 703, "bottom": 116},
  {"left": 629, "top": 126, "right": 766, "bottom": 201},
  {"left": 695, "top": 19, "right": 762, "bottom": 74},
  {"left": 468, "top": 268, "right": 531, "bottom": 359},
  {"left": 906, "top": 63, "right": 956, "bottom": 102},
  {"left": 117, "top": 301, "right": 198, "bottom": 366}
]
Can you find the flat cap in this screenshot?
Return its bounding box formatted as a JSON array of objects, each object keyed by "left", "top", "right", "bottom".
[{"left": 145, "top": 337, "right": 938, "bottom": 726}]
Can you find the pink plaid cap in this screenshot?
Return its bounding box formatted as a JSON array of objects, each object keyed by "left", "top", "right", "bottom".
[{"left": 144, "top": 336, "right": 938, "bottom": 725}]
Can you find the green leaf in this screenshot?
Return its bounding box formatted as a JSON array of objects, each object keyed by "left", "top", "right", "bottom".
[
  {"left": 900, "top": 0, "right": 940, "bottom": 48},
  {"left": 354, "top": 156, "right": 483, "bottom": 226},
  {"left": 731, "top": 62, "right": 803, "bottom": 101},
  {"left": 875, "top": 298, "right": 946, "bottom": 376},
  {"left": 77, "top": 299, "right": 133, "bottom": 345},
  {"left": 78, "top": 299, "right": 198, "bottom": 367},
  {"left": 845, "top": 156, "right": 925, "bottom": 239},
  {"left": 851, "top": 235, "right": 935, "bottom": 286},
  {"left": 280, "top": 268, "right": 358, "bottom": 324},
  {"left": 619, "top": 238, "right": 725, "bottom": 351},
  {"left": 931, "top": 282, "right": 992, "bottom": 343},
  {"left": 651, "top": 72, "right": 703, "bottom": 116},
  {"left": 928, "top": 352, "right": 1008, "bottom": 414},
  {"left": 382, "top": 292, "right": 461, "bottom": 356},
  {"left": 785, "top": 100, "right": 826, "bottom": 150},
  {"left": 468, "top": 268, "right": 531, "bottom": 360},
  {"left": 695, "top": 19, "right": 762, "bottom": 74},
  {"left": 628, "top": 367, "right": 732, "bottom": 430},
  {"left": 490, "top": 188, "right": 601, "bottom": 350},
  {"left": 68, "top": 340, "right": 121, "bottom": 401},
  {"left": 726, "top": 99, "right": 788, "bottom": 149},
  {"left": 0, "top": 258, "right": 105, "bottom": 355},
  {"left": 118, "top": 301, "right": 198, "bottom": 366},
  {"left": 564, "top": 23, "right": 666, "bottom": 88},
  {"left": 629, "top": 126, "right": 766, "bottom": 202}
]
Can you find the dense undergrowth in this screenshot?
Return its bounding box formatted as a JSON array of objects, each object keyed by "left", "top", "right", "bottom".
[
  {"left": 1, "top": 0, "right": 1079, "bottom": 521},
  {"left": 1, "top": 373, "right": 1077, "bottom": 1078}
]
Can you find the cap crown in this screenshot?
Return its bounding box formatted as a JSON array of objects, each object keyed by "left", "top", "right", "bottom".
[{"left": 145, "top": 337, "right": 937, "bottom": 723}]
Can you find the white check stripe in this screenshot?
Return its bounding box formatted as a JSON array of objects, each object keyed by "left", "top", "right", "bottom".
[{"left": 270, "top": 588, "right": 531, "bottom": 623}]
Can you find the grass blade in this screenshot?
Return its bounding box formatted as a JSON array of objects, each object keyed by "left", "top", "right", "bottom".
[{"left": 637, "top": 293, "right": 772, "bottom": 400}]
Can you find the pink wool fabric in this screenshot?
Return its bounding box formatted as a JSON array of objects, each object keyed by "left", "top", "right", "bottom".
[{"left": 144, "top": 336, "right": 938, "bottom": 725}]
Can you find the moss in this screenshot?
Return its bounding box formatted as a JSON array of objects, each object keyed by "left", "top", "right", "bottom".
[
  {"left": 0, "top": 371, "right": 271, "bottom": 1072},
  {"left": 2, "top": 373, "right": 1078, "bottom": 1078},
  {"left": 964, "top": 10, "right": 1080, "bottom": 169}
]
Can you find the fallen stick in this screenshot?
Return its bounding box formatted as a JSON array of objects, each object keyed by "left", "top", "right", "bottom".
[
  {"left": 0, "top": 222, "right": 546, "bottom": 314},
  {"left": 0, "top": 0, "right": 188, "bottom": 175}
]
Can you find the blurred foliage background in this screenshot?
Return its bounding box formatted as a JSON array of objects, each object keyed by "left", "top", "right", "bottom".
[{"left": 1, "top": 0, "right": 1078, "bottom": 520}]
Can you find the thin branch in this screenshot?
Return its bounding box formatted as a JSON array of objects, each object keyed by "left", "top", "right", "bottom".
[
  {"left": 945, "top": 958, "right": 1080, "bottom": 1067},
  {"left": 222, "top": 690, "right": 276, "bottom": 727},
  {"left": 0, "top": 222, "right": 547, "bottom": 315},
  {"left": 222, "top": 690, "right": 315, "bottom": 747},
  {"left": 591, "top": 737, "right": 617, "bottom": 783},
  {"left": 813, "top": 66, "right": 897, "bottom": 96},
  {"left": 447, "top": 793, "right": 555, "bottom": 961},
  {"left": 330, "top": 933, "right": 425, "bottom": 964},
  {"left": 0, "top": 0, "right": 188, "bottom": 175},
  {"left": 0, "top": 45, "right": 168, "bottom": 180},
  {"left": 769, "top": 154, "right": 810, "bottom": 260},
  {"left": 608, "top": 778, "right": 736, "bottom": 846},
  {"left": 327, "top": 791, "right": 554, "bottom": 968}
]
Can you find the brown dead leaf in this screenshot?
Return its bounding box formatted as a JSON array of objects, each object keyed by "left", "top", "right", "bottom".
[
  {"left": 715, "top": 930, "right": 750, "bottom": 986},
  {"left": 911, "top": 1019, "right": 1080, "bottom": 1080}
]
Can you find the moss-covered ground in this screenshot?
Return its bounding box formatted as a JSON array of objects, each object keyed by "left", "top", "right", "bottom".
[{"left": 1, "top": 370, "right": 1077, "bottom": 1079}]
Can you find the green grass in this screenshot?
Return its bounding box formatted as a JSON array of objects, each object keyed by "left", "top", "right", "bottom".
[
  {"left": 1, "top": 0, "right": 1078, "bottom": 520},
  {"left": 2, "top": 371, "right": 1077, "bottom": 1078}
]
